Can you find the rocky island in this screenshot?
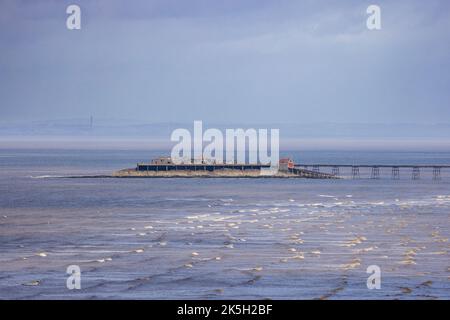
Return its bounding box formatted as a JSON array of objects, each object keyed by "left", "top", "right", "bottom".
[{"left": 112, "top": 157, "right": 337, "bottom": 179}]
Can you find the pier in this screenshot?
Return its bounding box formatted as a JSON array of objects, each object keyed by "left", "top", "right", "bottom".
[
  {"left": 295, "top": 164, "right": 450, "bottom": 180},
  {"left": 129, "top": 157, "right": 449, "bottom": 180}
]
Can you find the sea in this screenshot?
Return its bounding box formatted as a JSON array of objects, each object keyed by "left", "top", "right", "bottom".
[{"left": 0, "top": 148, "right": 449, "bottom": 299}]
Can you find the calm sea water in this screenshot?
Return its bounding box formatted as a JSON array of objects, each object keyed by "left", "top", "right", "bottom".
[{"left": 0, "top": 149, "right": 449, "bottom": 299}]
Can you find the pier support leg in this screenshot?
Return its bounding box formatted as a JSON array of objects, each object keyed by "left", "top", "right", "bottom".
[
  {"left": 432, "top": 167, "right": 441, "bottom": 180},
  {"left": 391, "top": 167, "right": 400, "bottom": 180},
  {"left": 371, "top": 167, "right": 380, "bottom": 179},
  {"left": 351, "top": 166, "right": 360, "bottom": 179},
  {"left": 313, "top": 165, "right": 320, "bottom": 173},
  {"left": 412, "top": 167, "right": 420, "bottom": 180},
  {"left": 332, "top": 166, "right": 340, "bottom": 177}
]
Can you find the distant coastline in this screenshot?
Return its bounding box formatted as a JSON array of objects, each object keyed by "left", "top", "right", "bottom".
[{"left": 2, "top": 136, "right": 450, "bottom": 152}]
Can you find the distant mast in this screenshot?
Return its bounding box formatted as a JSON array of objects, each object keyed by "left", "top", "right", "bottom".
[{"left": 89, "top": 115, "right": 93, "bottom": 130}]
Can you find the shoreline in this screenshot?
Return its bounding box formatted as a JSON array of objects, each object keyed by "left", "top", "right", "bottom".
[{"left": 56, "top": 169, "right": 338, "bottom": 179}]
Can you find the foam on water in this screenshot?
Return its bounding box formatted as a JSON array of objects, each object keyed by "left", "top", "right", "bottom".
[{"left": 1, "top": 149, "right": 449, "bottom": 299}]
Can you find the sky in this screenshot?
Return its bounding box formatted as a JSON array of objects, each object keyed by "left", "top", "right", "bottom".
[{"left": 0, "top": 0, "right": 450, "bottom": 125}]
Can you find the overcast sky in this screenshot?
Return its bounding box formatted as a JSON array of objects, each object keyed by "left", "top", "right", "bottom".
[{"left": 1, "top": 0, "right": 449, "bottom": 124}]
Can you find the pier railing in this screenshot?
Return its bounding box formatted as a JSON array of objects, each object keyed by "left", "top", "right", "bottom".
[{"left": 295, "top": 164, "right": 450, "bottom": 180}]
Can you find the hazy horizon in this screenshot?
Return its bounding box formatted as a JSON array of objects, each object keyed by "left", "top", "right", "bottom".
[
  {"left": 1, "top": 0, "right": 450, "bottom": 127},
  {"left": 1, "top": 118, "right": 450, "bottom": 151}
]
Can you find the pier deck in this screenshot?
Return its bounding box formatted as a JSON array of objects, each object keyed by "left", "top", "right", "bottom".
[{"left": 295, "top": 164, "right": 450, "bottom": 180}]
